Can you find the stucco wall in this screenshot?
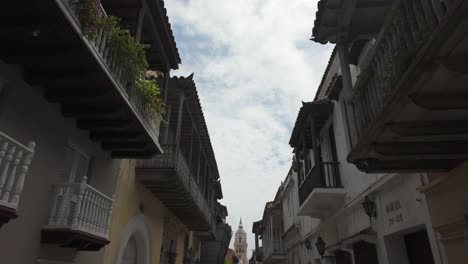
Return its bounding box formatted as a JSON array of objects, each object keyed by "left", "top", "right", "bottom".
[
  {"left": 424, "top": 161, "right": 468, "bottom": 264},
  {"left": 0, "top": 61, "right": 119, "bottom": 263},
  {"left": 104, "top": 159, "right": 166, "bottom": 264},
  {"left": 104, "top": 160, "right": 190, "bottom": 264}
]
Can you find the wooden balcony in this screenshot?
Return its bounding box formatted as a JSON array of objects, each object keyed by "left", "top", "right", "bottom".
[
  {"left": 0, "top": 0, "right": 179, "bottom": 158},
  {"left": 136, "top": 144, "right": 213, "bottom": 231},
  {"left": 346, "top": 0, "right": 468, "bottom": 172},
  {"left": 0, "top": 131, "right": 35, "bottom": 228},
  {"left": 41, "top": 175, "right": 114, "bottom": 251},
  {"left": 297, "top": 162, "right": 346, "bottom": 219}
]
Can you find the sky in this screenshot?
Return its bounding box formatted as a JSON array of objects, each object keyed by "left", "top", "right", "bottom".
[{"left": 165, "top": 0, "right": 333, "bottom": 256}]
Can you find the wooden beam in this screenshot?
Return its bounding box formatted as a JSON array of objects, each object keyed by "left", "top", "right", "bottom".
[
  {"left": 102, "top": 141, "right": 149, "bottom": 150},
  {"left": 61, "top": 104, "right": 122, "bottom": 118},
  {"left": 77, "top": 119, "right": 135, "bottom": 130},
  {"left": 175, "top": 93, "right": 185, "bottom": 153},
  {"left": 409, "top": 93, "right": 468, "bottom": 110},
  {"left": 140, "top": 0, "right": 170, "bottom": 70},
  {"left": 90, "top": 131, "right": 143, "bottom": 141},
  {"left": 374, "top": 141, "right": 468, "bottom": 157},
  {"left": 356, "top": 158, "right": 465, "bottom": 173},
  {"left": 386, "top": 121, "right": 468, "bottom": 137}
]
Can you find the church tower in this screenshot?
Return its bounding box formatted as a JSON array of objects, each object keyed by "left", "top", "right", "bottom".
[{"left": 234, "top": 218, "right": 248, "bottom": 263}]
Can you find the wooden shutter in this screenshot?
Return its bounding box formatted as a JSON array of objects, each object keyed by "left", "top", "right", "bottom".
[
  {"left": 60, "top": 145, "right": 76, "bottom": 183},
  {"left": 59, "top": 143, "right": 90, "bottom": 184}
]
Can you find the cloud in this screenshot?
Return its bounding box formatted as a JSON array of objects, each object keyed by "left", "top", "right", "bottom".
[{"left": 165, "top": 0, "right": 333, "bottom": 255}]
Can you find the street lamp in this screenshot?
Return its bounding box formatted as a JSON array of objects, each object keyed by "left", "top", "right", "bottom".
[{"left": 362, "top": 196, "right": 376, "bottom": 225}]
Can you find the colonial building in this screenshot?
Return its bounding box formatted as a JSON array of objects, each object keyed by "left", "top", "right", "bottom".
[
  {"left": 287, "top": 49, "right": 444, "bottom": 264},
  {"left": 105, "top": 74, "right": 231, "bottom": 264},
  {"left": 0, "top": 0, "right": 231, "bottom": 263},
  {"left": 310, "top": 0, "right": 468, "bottom": 263},
  {"left": 253, "top": 188, "right": 287, "bottom": 264},
  {"left": 0, "top": 0, "right": 178, "bottom": 262},
  {"left": 234, "top": 219, "right": 248, "bottom": 263}
]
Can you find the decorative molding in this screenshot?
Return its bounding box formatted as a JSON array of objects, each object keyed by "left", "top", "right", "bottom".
[{"left": 114, "top": 214, "right": 152, "bottom": 264}]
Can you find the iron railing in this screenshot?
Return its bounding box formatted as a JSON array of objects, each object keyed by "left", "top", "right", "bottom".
[{"left": 298, "top": 162, "right": 341, "bottom": 205}]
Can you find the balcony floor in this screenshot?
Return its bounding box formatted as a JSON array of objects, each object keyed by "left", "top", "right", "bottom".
[
  {"left": 41, "top": 228, "right": 109, "bottom": 251},
  {"left": 298, "top": 188, "right": 346, "bottom": 219},
  {"left": 136, "top": 168, "right": 212, "bottom": 231}
]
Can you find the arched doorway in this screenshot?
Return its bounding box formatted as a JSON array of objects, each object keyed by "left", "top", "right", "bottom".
[
  {"left": 123, "top": 236, "right": 138, "bottom": 264},
  {"left": 115, "top": 214, "right": 151, "bottom": 264}
]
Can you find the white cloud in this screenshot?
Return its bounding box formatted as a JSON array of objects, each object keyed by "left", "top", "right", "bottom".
[{"left": 165, "top": 0, "right": 333, "bottom": 255}]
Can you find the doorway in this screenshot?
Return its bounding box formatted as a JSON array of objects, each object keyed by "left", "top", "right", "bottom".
[
  {"left": 404, "top": 229, "right": 435, "bottom": 264},
  {"left": 353, "top": 241, "right": 379, "bottom": 264}
]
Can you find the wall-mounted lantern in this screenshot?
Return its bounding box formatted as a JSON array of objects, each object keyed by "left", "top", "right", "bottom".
[
  {"left": 362, "top": 196, "right": 376, "bottom": 225},
  {"left": 315, "top": 236, "right": 326, "bottom": 258}
]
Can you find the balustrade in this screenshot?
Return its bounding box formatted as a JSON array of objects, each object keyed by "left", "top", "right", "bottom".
[
  {"left": 46, "top": 175, "right": 114, "bottom": 238},
  {"left": 351, "top": 0, "right": 445, "bottom": 140},
  {"left": 137, "top": 144, "right": 213, "bottom": 226},
  {"left": 298, "top": 162, "right": 341, "bottom": 205},
  {"left": 0, "top": 131, "right": 35, "bottom": 211},
  {"left": 58, "top": 0, "right": 162, "bottom": 141}
]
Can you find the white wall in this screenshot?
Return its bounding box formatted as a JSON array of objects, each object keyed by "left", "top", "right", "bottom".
[{"left": 0, "top": 61, "right": 120, "bottom": 263}]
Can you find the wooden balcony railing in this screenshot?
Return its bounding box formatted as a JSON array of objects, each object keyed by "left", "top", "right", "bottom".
[
  {"left": 57, "top": 0, "right": 162, "bottom": 141},
  {"left": 0, "top": 131, "right": 36, "bottom": 211},
  {"left": 137, "top": 144, "right": 212, "bottom": 226},
  {"left": 350, "top": 0, "right": 445, "bottom": 141},
  {"left": 46, "top": 175, "right": 114, "bottom": 239},
  {"left": 298, "top": 162, "right": 341, "bottom": 205}
]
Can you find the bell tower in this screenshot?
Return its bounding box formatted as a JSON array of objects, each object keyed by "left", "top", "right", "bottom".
[{"left": 233, "top": 218, "right": 248, "bottom": 263}]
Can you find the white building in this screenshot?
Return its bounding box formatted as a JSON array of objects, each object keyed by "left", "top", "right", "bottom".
[{"left": 285, "top": 48, "right": 446, "bottom": 264}]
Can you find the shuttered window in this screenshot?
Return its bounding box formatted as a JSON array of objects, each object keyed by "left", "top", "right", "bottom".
[{"left": 60, "top": 143, "right": 90, "bottom": 184}]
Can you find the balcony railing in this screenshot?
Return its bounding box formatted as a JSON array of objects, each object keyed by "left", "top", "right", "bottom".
[
  {"left": 0, "top": 131, "right": 36, "bottom": 211},
  {"left": 137, "top": 144, "right": 212, "bottom": 226},
  {"left": 264, "top": 239, "right": 285, "bottom": 258},
  {"left": 299, "top": 162, "right": 341, "bottom": 205},
  {"left": 45, "top": 175, "right": 114, "bottom": 239},
  {"left": 57, "top": 0, "right": 161, "bottom": 141},
  {"left": 350, "top": 0, "right": 444, "bottom": 140}
]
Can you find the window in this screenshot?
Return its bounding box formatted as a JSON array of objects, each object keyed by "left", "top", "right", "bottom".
[
  {"left": 60, "top": 143, "right": 91, "bottom": 184},
  {"left": 239, "top": 237, "right": 241, "bottom": 243}
]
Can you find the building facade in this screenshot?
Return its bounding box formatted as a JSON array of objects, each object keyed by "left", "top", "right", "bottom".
[
  {"left": 234, "top": 219, "right": 249, "bottom": 263},
  {"left": 0, "top": 0, "right": 231, "bottom": 264},
  {"left": 310, "top": 0, "right": 468, "bottom": 263}
]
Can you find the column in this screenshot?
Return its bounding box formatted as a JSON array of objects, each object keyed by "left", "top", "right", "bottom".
[{"left": 175, "top": 94, "right": 184, "bottom": 154}]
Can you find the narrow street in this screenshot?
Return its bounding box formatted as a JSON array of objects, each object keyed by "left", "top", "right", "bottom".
[{"left": 0, "top": 0, "right": 467, "bottom": 264}]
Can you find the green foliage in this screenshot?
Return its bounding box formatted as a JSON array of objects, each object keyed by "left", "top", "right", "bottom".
[
  {"left": 78, "top": 0, "right": 164, "bottom": 115},
  {"left": 78, "top": 0, "right": 102, "bottom": 37},
  {"left": 135, "top": 79, "right": 165, "bottom": 115}
]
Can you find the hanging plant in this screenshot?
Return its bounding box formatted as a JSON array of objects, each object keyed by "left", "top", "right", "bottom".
[
  {"left": 78, "top": 0, "right": 103, "bottom": 37},
  {"left": 77, "top": 0, "right": 165, "bottom": 115},
  {"left": 135, "top": 79, "right": 165, "bottom": 115}
]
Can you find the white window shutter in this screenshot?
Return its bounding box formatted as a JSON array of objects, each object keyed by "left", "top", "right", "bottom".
[
  {"left": 60, "top": 145, "right": 76, "bottom": 183},
  {"left": 60, "top": 143, "right": 90, "bottom": 184}
]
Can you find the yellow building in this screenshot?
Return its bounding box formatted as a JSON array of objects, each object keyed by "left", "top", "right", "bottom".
[
  {"left": 103, "top": 159, "right": 194, "bottom": 264},
  {"left": 104, "top": 75, "right": 229, "bottom": 264}
]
